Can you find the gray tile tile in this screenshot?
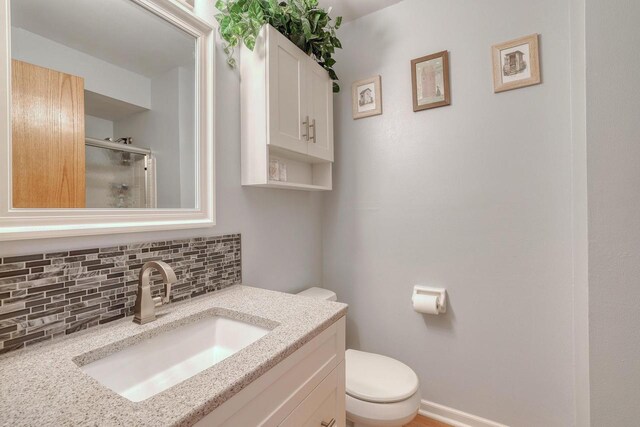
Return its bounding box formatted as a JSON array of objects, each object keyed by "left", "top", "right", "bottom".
[{"left": 0, "top": 234, "right": 241, "bottom": 354}]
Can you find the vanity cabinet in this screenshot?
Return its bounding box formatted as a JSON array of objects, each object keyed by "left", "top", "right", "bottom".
[
  {"left": 195, "top": 316, "right": 346, "bottom": 426},
  {"left": 241, "top": 24, "right": 333, "bottom": 191},
  {"left": 280, "top": 364, "right": 344, "bottom": 427}
]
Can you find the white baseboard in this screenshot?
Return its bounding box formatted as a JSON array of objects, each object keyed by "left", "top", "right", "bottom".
[{"left": 419, "top": 399, "right": 510, "bottom": 427}]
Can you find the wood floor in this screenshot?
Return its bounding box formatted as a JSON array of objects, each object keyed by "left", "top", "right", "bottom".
[{"left": 404, "top": 414, "right": 452, "bottom": 427}]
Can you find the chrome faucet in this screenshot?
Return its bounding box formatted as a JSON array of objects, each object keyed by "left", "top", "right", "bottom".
[{"left": 133, "top": 261, "right": 177, "bottom": 325}]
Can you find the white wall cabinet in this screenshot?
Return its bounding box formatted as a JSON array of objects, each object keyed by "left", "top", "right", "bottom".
[
  {"left": 306, "top": 62, "right": 334, "bottom": 161},
  {"left": 241, "top": 25, "right": 334, "bottom": 191},
  {"left": 195, "top": 316, "right": 346, "bottom": 426},
  {"left": 267, "top": 30, "right": 308, "bottom": 155}
]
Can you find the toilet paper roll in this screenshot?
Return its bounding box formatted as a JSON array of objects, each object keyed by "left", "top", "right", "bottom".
[{"left": 412, "top": 294, "right": 440, "bottom": 314}]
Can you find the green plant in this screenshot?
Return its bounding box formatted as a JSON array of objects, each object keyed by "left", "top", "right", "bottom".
[{"left": 215, "top": 0, "right": 343, "bottom": 92}]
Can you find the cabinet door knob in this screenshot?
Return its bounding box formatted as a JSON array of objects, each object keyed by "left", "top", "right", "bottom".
[
  {"left": 302, "top": 116, "right": 310, "bottom": 141},
  {"left": 321, "top": 419, "right": 336, "bottom": 427},
  {"left": 309, "top": 118, "right": 316, "bottom": 143}
]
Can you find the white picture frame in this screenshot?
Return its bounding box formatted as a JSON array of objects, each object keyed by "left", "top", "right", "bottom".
[{"left": 0, "top": 0, "right": 216, "bottom": 241}]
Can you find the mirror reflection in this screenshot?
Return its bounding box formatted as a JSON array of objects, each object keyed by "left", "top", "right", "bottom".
[{"left": 10, "top": 0, "right": 197, "bottom": 209}]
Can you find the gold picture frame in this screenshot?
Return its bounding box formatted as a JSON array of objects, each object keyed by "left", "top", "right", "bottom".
[
  {"left": 411, "top": 50, "right": 451, "bottom": 112},
  {"left": 492, "top": 34, "right": 541, "bottom": 93},
  {"left": 352, "top": 75, "right": 382, "bottom": 119}
]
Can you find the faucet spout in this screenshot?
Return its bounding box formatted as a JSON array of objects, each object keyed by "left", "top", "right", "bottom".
[{"left": 133, "top": 261, "right": 177, "bottom": 325}]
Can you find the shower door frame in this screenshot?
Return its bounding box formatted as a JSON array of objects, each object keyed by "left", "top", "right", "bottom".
[{"left": 84, "top": 138, "right": 156, "bottom": 209}]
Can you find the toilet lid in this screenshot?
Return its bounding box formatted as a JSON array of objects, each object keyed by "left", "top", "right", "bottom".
[{"left": 345, "top": 349, "right": 419, "bottom": 403}]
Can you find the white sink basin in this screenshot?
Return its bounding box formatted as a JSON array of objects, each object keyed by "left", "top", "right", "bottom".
[{"left": 80, "top": 316, "right": 271, "bottom": 402}]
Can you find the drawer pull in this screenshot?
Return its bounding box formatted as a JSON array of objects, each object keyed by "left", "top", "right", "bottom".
[
  {"left": 321, "top": 419, "right": 336, "bottom": 427},
  {"left": 302, "top": 116, "right": 310, "bottom": 141},
  {"left": 309, "top": 118, "right": 316, "bottom": 143}
]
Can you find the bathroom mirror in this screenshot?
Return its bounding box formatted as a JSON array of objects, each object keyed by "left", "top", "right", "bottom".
[{"left": 0, "top": 0, "right": 215, "bottom": 240}]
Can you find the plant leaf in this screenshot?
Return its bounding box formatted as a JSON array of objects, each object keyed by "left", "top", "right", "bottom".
[
  {"left": 249, "top": 0, "right": 264, "bottom": 21},
  {"left": 215, "top": 0, "right": 342, "bottom": 80},
  {"left": 301, "top": 18, "right": 312, "bottom": 38},
  {"left": 245, "top": 34, "right": 256, "bottom": 50},
  {"left": 215, "top": 0, "right": 227, "bottom": 12}
]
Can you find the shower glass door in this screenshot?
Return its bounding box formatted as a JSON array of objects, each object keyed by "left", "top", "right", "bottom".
[{"left": 85, "top": 144, "right": 153, "bottom": 208}]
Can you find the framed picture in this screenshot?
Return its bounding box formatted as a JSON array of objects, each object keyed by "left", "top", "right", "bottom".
[
  {"left": 411, "top": 50, "right": 451, "bottom": 112},
  {"left": 352, "top": 75, "right": 382, "bottom": 119},
  {"left": 492, "top": 34, "right": 541, "bottom": 93}
]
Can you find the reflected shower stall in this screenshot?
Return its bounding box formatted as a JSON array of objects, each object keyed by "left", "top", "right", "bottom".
[{"left": 85, "top": 138, "right": 156, "bottom": 208}]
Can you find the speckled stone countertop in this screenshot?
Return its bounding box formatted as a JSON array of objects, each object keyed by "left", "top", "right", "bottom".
[{"left": 0, "top": 285, "right": 348, "bottom": 427}]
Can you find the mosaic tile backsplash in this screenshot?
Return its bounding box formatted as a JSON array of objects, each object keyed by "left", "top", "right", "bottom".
[{"left": 0, "top": 234, "right": 241, "bottom": 354}]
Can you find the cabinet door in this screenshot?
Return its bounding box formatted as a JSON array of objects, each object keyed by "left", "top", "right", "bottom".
[
  {"left": 280, "top": 362, "right": 345, "bottom": 427},
  {"left": 11, "top": 60, "right": 86, "bottom": 208},
  {"left": 268, "top": 29, "right": 308, "bottom": 155},
  {"left": 306, "top": 63, "right": 334, "bottom": 161}
]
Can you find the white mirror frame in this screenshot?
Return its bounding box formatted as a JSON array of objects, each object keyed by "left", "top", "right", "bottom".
[{"left": 0, "top": 0, "right": 215, "bottom": 241}]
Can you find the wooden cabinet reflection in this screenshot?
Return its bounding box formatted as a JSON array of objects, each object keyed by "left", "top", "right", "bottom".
[{"left": 11, "top": 59, "right": 86, "bottom": 208}]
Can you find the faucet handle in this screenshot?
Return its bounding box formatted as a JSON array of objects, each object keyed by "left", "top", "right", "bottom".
[{"left": 152, "top": 281, "right": 172, "bottom": 307}]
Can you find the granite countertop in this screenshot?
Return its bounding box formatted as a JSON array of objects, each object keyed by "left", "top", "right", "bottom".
[{"left": 0, "top": 285, "right": 348, "bottom": 427}]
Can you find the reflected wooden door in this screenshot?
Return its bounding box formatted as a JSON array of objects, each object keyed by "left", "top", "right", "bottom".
[{"left": 11, "top": 59, "right": 85, "bottom": 208}]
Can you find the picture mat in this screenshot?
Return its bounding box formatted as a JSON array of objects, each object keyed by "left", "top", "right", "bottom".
[
  {"left": 357, "top": 82, "right": 377, "bottom": 112},
  {"left": 415, "top": 57, "right": 445, "bottom": 105},
  {"left": 500, "top": 42, "right": 532, "bottom": 84},
  {"left": 352, "top": 75, "right": 382, "bottom": 119}
]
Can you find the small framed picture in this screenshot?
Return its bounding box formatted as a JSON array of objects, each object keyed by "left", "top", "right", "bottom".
[
  {"left": 492, "top": 34, "right": 541, "bottom": 93},
  {"left": 352, "top": 75, "right": 382, "bottom": 119},
  {"left": 411, "top": 50, "right": 451, "bottom": 112}
]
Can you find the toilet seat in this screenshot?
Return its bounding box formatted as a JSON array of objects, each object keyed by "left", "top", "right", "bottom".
[
  {"left": 345, "top": 350, "right": 421, "bottom": 427},
  {"left": 346, "top": 349, "right": 419, "bottom": 403}
]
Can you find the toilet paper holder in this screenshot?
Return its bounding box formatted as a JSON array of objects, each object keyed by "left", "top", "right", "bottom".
[{"left": 412, "top": 285, "right": 447, "bottom": 314}]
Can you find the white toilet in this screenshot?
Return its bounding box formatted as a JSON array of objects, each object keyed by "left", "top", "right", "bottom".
[{"left": 297, "top": 287, "right": 421, "bottom": 427}]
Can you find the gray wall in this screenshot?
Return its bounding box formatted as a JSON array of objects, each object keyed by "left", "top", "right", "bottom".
[
  {"left": 322, "top": 0, "right": 575, "bottom": 425},
  {"left": 586, "top": 0, "right": 640, "bottom": 424},
  {"left": 0, "top": 38, "right": 324, "bottom": 295},
  {"left": 85, "top": 115, "right": 114, "bottom": 139}
]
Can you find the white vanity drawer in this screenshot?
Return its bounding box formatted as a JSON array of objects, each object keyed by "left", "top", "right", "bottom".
[
  {"left": 197, "top": 316, "right": 346, "bottom": 426},
  {"left": 279, "top": 361, "right": 345, "bottom": 427}
]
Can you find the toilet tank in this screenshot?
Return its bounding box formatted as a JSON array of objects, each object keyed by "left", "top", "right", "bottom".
[{"left": 297, "top": 287, "right": 337, "bottom": 301}]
